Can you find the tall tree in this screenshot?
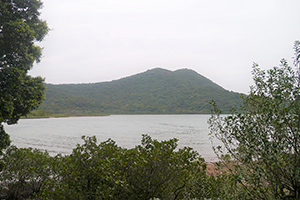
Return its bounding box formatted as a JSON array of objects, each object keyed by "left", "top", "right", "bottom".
[
  {"left": 209, "top": 41, "right": 300, "bottom": 199},
  {"left": 0, "top": 0, "right": 49, "bottom": 155}
]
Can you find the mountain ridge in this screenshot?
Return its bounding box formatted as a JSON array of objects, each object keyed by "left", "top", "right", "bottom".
[{"left": 39, "top": 68, "right": 243, "bottom": 114}]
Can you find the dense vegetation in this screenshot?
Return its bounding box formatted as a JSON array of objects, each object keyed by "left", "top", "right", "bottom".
[
  {"left": 0, "top": 0, "right": 48, "bottom": 154},
  {"left": 37, "top": 68, "right": 243, "bottom": 116},
  {"left": 0, "top": 134, "right": 259, "bottom": 200},
  {"left": 209, "top": 41, "right": 300, "bottom": 199},
  {"left": 0, "top": 135, "right": 212, "bottom": 199}
]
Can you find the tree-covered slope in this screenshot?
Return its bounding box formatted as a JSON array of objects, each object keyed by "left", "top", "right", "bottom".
[{"left": 39, "top": 68, "right": 243, "bottom": 114}]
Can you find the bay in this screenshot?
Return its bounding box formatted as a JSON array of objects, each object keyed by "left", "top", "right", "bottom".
[{"left": 4, "top": 114, "right": 219, "bottom": 162}]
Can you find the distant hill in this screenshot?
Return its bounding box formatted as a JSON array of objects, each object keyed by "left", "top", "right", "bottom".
[{"left": 38, "top": 68, "right": 244, "bottom": 115}]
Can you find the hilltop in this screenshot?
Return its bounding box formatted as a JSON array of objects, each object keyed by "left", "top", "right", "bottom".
[{"left": 35, "top": 68, "right": 243, "bottom": 115}]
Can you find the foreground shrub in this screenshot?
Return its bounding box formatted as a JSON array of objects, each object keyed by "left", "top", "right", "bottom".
[
  {"left": 41, "top": 136, "right": 125, "bottom": 199},
  {"left": 0, "top": 146, "right": 52, "bottom": 199},
  {"left": 209, "top": 41, "right": 300, "bottom": 199},
  {"left": 39, "top": 134, "right": 205, "bottom": 200},
  {"left": 122, "top": 135, "right": 205, "bottom": 199}
]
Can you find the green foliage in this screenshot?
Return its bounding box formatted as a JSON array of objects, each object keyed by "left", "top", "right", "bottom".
[
  {"left": 43, "top": 136, "right": 126, "bottom": 199},
  {"left": 0, "top": 0, "right": 49, "bottom": 153},
  {"left": 188, "top": 172, "right": 236, "bottom": 199},
  {"left": 5, "top": 135, "right": 205, "bottom": 200},
  {"left": 38, "top": 68, "right": 243, "bottom": 115},
  {"left": 124, "top": 134, "right": 204, "bottom": 199},
  {"left": 209, "top": 41, "right": 300, "bottom": 199},
  {"left": 0, "top": 146, "right": 52, "bottom": 199},
  {"left": 0, "top": 134, "right": 248, "bottom": 199}
]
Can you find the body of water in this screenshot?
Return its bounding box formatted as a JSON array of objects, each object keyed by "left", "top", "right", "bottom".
[{"left": 4, "top": 114, "right": 219, "bottom": 162}]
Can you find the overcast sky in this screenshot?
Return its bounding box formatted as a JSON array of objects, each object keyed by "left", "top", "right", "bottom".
[{"left": 29, "top": 0, "right": 300, "bottom": 94}]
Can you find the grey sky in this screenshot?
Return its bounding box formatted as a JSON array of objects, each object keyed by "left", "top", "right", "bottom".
[{"left": 29, "top": 0, "right": 300, "bottom": 94}]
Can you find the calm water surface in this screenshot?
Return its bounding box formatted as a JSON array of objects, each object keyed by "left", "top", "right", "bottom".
[{"left": 4, "top": 115, "right": 219, "bottom": 162}]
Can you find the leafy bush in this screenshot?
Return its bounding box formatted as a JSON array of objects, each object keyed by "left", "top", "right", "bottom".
[
  {"left": 123, "top": 135, "right": 205, "bottom": 199},
  {"left": 209, "top": 41, "right": 300, "bottom": 199},
  {"left": 37, "top": 135, "right": 206, "bottom": 200},
  {"left": 0, "top": 146, "right": 52, "bottom": 199}
]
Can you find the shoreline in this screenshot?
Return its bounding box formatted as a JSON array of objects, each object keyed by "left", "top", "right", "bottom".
[
  {"left": 21, "top": 113, "right": 110, "bottom": 119},
  {"left": 21, "top": 113, "right": 214, "bottom": 119}
]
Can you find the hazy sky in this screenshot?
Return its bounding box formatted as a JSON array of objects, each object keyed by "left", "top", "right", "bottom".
[{"left": 29, "top": 0, "right": 300, "bottom": 94}]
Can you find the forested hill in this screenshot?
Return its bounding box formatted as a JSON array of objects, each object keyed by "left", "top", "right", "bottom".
[{"left": 39, "top": 68, "right": 243, "bottom": 114}]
